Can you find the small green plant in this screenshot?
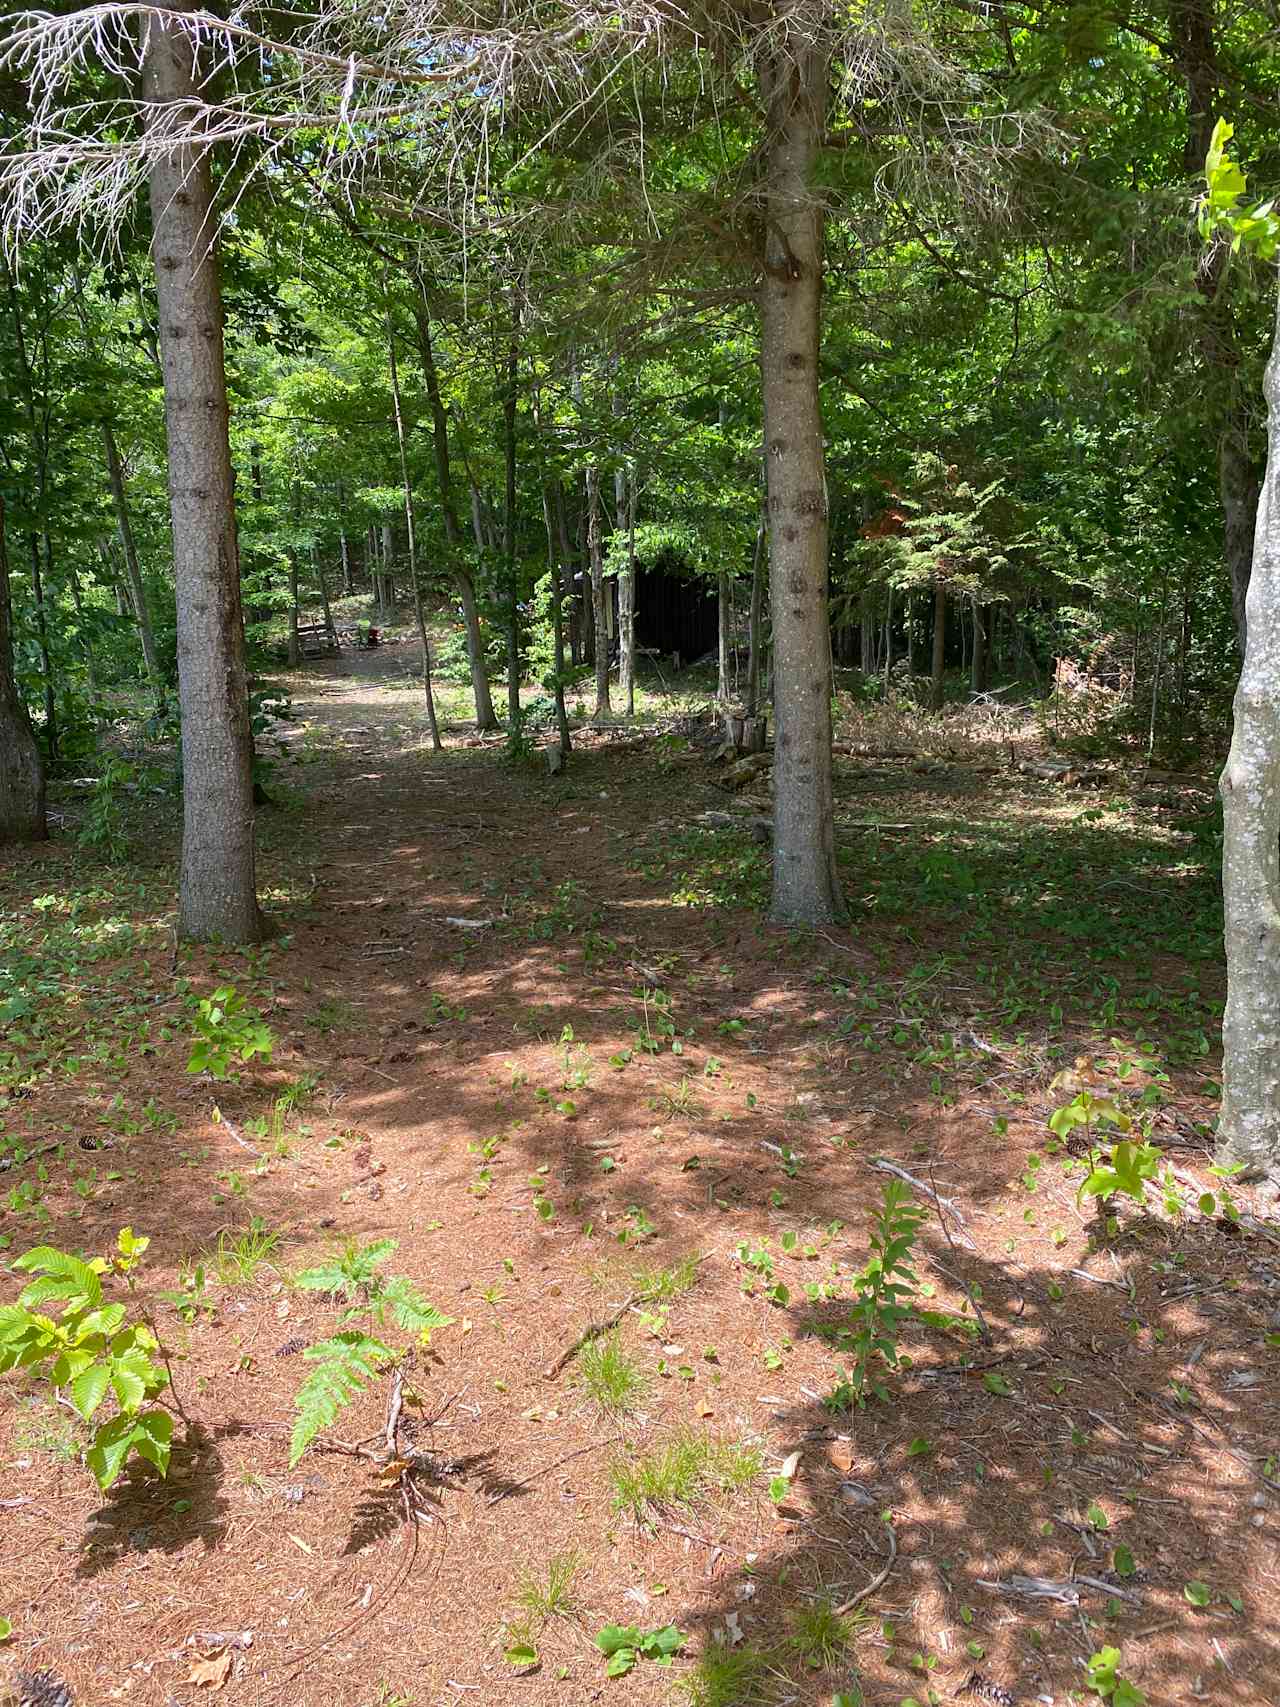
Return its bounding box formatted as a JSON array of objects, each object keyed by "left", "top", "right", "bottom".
[
  {"left": 186, "top": 985, "right": 275, "bottom": 1078},
  {"left": 1085, "top": 1646, "right": 1146, "bottom": 1707},
  {"left": 574, "top": 1332, "right": 649, "bottom": 1416},
  {"left": 77, "top": 758, "right": 134, "bottom": 864},
  {"left": 0, "top": 1229, "right": 173, "bottom": 1489},
  {"left": 288, "top": 1239, "right": 452, "bottom": 1466},
  {"left": 595, "top": 1623, "right": 686, "bottom": 1678},
  {"left": 830, "top": 1179, "right": 924, "bottom": 1408},
  {"left": 1199, "top": 120, "right": 1280, "bottom": 260}
]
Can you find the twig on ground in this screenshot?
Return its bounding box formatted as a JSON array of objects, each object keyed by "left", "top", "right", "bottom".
[
  {"left": 543, "top": 1294, "right": 637, "bottom": 1380},
  {"left": 834, "top": 1520, "right": 898, "bottom": 1614},
  {"left": 212, "top": 1103, "right": 260, "bottom": 1157},
  {"left": 928, "top": 1163, "right": 992, "bottom": 1343},
  {"left": 485, "top": 1437, "right": 619, "bottom": 1506},
  {"left": 870, "top": 1157, "right": 975, "bottom": 1248}
]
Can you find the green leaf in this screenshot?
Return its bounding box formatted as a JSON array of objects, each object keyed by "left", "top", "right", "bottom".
[
  {"left": 1087, "top": 1502, "right": 1109, "bottom": 1531},
  {"left": 85, "top": 1414, "right": 141, "bottom": 1489},
  {"left": 0, "top": 1616, "right": 11, "bottom": 1641},
  {"left": 70, "top": 1362, "right": 111, "bottom": 1421},
  {"left": 604, "top": 1647, "right": 637, "bottom": 1677},
  {"left": 504, "top": 1642, "right": 539, "bottom": 1669},
  {"left": 1112, "top": 1544, "right": 1135, "bottom": 1578},
  {"left": 906, "top": 1436, "right": 933, "bottom": 1457},
  {"left": 637, "top": 1625, "right": 685, "bottom": 1660},
  {"left": 595, "top": 1624, "right": 641, "bottom": 1656},
  {"left": 982, "top": 1372, "right": 1012, "bottom": 1396},
  {"left": 14, "top": 1245, "right": 102, "bottom": 1310},
  {"left": 1184, "top": 1580, "right": 1211, "bottom": 1607}
]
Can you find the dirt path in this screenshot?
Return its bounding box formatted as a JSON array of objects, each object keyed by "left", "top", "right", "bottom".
[{"left": 2, "top": 650, "right": 1277, "bottom": 1707}]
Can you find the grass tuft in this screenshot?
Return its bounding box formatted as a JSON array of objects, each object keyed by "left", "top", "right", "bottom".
[
  {"left": 788, "top": 1595, "right": 864, "bottom": 1669},
  {"left": 607, "top": 1428, "right": 762, "bottom": 1522},
  {"left": 675, "top": 1641, "right": 774, "bottom": 1707},
  {"left": 574, "top": 1332, "right": 649, "bottom": 1416},
  {"left": 210, "top": 1217, "right": 281, "bottom": 1285},
  {"left": 513, "top": 1549, "right": 582, "bottom": 1625}
]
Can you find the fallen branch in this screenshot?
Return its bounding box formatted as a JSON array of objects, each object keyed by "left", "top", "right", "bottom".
[{"left": 834, "top": 1520, "right": 897, "bottom": 1614}]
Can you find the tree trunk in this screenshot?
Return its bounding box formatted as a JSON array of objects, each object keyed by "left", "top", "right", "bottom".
[
  {"left": 142, "top": 4, "right": 262, "bottom": 942},
  {"left": 380, "top": 521, "right": 395, "bottom": 615},
  {"left": 0, "top": 497, "right": 46, "bottom": 842},
  {"left": 103, "top": 421, "right": 162, "bottom": 696},
  {"left": 717, "top": 572, "right": 732, "bottom": 705},
  {"left": 971, "top": 597, "right": 989, "bottom": 694},
  {"left": 287, "top": 483, "right": 302, "bottom": 667},
  {"left": 339, "top": 527, "right": 352, "bottom": 596},
  {"left": 930, "top": 583, "right": 947, "bottom": 711},
  {"left": 758, "top": 22, "right": 842, "bottom": 926},
  {"left": 859, "top": 587, "right": 875, "bottom": 675},
  {"left": 1219, "top": 289, "right": 1280, "bottom": 1179},
  {"left": 415, "top": 290, "right": 497, "bottom": 730},
  {"left": 386, "top": 300, "right": 441, "bottom": 750},
  {"left": 617, "top": 463, "right": 636, "bottom": 715},
  {"left": 1222, "top": 418, "right": 1261, "bottom": 652},
  {"left": 503, "top": 331, "right": 521, "bottom": 732},
  {"left": 586, "top": 463, "right": 611, "bottom": 717},
  {"left": 746, "top": 516, "right": 766, "bottom": 714},
  {"left": 541, "top": 485, "right": 573, "bottom": 756}
]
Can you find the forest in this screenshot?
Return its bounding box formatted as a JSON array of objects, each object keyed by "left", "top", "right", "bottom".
[{"left": 3, "top": 1, "right": 1280, "bottom": 1705}]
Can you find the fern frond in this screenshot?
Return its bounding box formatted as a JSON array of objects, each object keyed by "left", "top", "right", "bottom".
[
  {"left": 288, "top": 1330, "right": 395, "bottom": 1467},
  {"left": 380, "top": 1275, "right": 454, "bottom": 1339}
]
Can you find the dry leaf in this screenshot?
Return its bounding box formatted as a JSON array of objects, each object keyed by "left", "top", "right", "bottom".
[
  {"left": 288, "top": 1533, "right": 313, "bottom": 1555},
  {"left": 374, "top": 1457, "right": 413, "bottom": 1484},
  {"left": 696, "top": 1401, "right": 714, "bottom": 1418},
  {"left": 187, "top": 1649, "right": 232, "bottom": 1690},
  {"left": 778, "top": 1450, "right": 802, "bottom": 1481},
  {"left": 828, "top": 1440, "right": 854, "bottom": 1473}
]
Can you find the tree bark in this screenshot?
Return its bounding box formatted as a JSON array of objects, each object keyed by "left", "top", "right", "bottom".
[
  {"left": 930, "top": 582, "right": 947, "bottom": 711},
  {"left": 386, "top": 301, "right": 441, "bottom": 750},
  {"left": 414, "top": 291, "right": 497, "bottom": 730},
  {"left": 502, "top": 329, "right": 522, "bottom": 732},
  {"left": 758, "top": 19, "right": 842, "bottom": 925},
  {"left": 586, "top": 463, "right": 611, "bottom": 716},
  {"left": 0, "top": 497, "right": 46, "bottom": 843},
  {"left": 1219, "top": 288, "right": 1280, "bottom": 1179},
  {"left": 143, "top": 3, "right": 262, "bottom": 941}
]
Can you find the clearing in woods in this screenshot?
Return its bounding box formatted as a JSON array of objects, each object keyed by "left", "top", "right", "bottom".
[{"left": 1, "top": 639, "right": 1273, "bottom": 1707}]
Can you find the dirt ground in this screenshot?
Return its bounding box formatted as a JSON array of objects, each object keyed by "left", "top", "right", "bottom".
[{"left": 2, "top": 640, "right": 1277, "bottom": 1707}]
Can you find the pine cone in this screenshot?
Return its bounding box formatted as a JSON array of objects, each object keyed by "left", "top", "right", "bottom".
[
  {"left": 960, "top": 1674, "right": 1017, "bottom": 1707},
  {"left": 13, "top": 1670, "right": 76, "bottom": 1707}
]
